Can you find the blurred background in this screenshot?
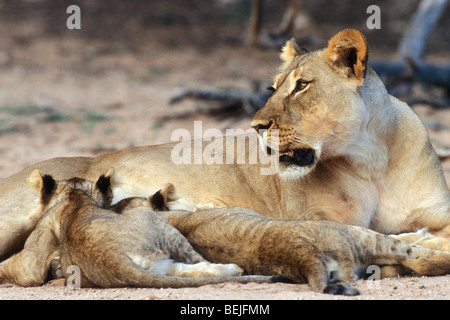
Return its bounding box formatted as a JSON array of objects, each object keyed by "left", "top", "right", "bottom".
[{"left": 0, "top": 0, "right": 449, "bottom": 179}]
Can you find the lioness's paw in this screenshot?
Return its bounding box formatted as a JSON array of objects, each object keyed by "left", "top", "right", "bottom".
[{"left": 392, "top": 229, "right": 450, "bottom": 251}]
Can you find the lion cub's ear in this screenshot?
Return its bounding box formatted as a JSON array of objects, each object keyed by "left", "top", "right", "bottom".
[
  {"left": 94, "top": 168, "right": 114, "bottom": 208},
  {"left": 27, "top": 169, "right": 44, "bottom": 190},
  {"left": 27, "top": 169, "right": 56, "bottom": 193},
  {"left": 280, "top": 38, "right": 308, "bottom": 71},
  {"left": 324, "top": 29, "right": 368, "bottom": 82},
  {"left": 27, "top": 169, "right": 56, "bottom": 205},
  {"left": 96, "top": 168, "right": 114, "bottom": 195},
  {"left": 149, "top": 183, "right": 177, "bottom": 211}
]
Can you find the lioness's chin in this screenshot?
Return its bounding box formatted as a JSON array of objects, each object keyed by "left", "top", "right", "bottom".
[
  {"left": 278, "top": 163, "right": 316, "bottom": 181},
  {"left": 276, "top": 148, "right": 318, "bottom": 180}
]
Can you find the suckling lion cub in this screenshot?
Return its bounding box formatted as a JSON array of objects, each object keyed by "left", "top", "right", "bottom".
[
  {"left": 0, "top": 170, "right": 271, "bottom": 288},
  {"left": 132, "top": 187, "right": 450, "bottom": 295},
  {"left": 163, "top": 208, "right": 450, "bottom": 295}
]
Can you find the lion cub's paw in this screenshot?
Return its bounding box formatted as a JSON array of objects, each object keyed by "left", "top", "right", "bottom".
[
  {"left": 174, "top": 261, "right": 243, "bottom": 277},
  {"left": 49, "top": 259, "right": 64, "bottom": 279},
  {"left": 206, "top": 262, "right": 243, "bottom": 277},
  {"left": 323, "top": 284, "right": 361, "bottom": 296}
]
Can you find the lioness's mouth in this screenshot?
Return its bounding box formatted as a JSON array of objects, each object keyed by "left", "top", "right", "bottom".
[{"left": 267, "top": 147, "right": 316, "bottom": 167}]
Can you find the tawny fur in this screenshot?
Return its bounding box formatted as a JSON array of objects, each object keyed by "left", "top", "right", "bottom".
[
  {"left": 0, "top": 173, "right": 271, "bottom": 287},
  {"left": 1, "top": 29, "right": 449, "bottom": 263},
  {"left": 161, "top": 208, "right": 450, "bottom": 295},
  {"left": 111, "top": 187, "right": 449, "bottom": 295}
]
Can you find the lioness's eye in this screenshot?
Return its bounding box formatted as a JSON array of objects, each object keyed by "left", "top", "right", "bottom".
[{"left": 292, "top": 80, "right": 310, "bottom": 95}]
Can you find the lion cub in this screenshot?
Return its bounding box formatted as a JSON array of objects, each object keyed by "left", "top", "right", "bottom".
[
  {"left": 0, "top": 170, "right": 271, "bottom": 288},
  {"left": 127, "top": 187, "right": 450, "bottom": 295}
]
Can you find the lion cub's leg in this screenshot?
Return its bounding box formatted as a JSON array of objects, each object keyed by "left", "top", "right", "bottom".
[
  {"left": 127, "top": 251, "right": 243, "bottom": 278},
  {"left": 144, "top": 221, "right": 241, "bottom": 275},
  {"left": 0, "top": 213, "right": 59, "bottom": 286},
  {"left": 114, "top": 187, "right": 245, "bottom": 278},
  {"left": 170, "top": 262, "right": 243, "bottom": 277},
  {"left": 49, "top": 259, "right": 64, "bottom": 279},
  {"left": 111, "top": 184, "right": 216, "bottom": 266},
  {"left": 297, "top": 256, "right": 360, "bottom": 296}
]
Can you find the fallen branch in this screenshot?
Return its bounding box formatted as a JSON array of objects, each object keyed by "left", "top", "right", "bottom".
[
  {"left": 169, "top": 83, "right": 271, "bottom": 119},
  {"left": 370, "top": 59, "right": 450, "bottom": 107},
  {"left": 436, "top": 148, "right": 450, "bottom": 161}
]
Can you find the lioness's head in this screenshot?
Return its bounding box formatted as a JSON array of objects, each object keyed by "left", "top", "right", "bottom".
[
  {"left": 27, "top": 169, "right": 114, "bottom": 210},
  {"left": 251, "top": 29, "right": 369, "bottom": 179}
]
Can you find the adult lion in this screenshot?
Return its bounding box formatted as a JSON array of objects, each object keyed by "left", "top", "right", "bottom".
[{"left": 1, "top": 29, "right": 449, "bottom": 260}]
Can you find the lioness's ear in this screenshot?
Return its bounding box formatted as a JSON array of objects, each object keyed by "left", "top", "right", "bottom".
[
  {"left": 324, "top": 29, "right": 368, "bottom": 82},
  {"left": 149, "top": 183, "right": 176, "bottom": 211},
  {"left": 96, "top": 168, "right": 113, "bottom": 195},
  {"left": 280, "top": 38, "right": 308, "bottom": 71}
]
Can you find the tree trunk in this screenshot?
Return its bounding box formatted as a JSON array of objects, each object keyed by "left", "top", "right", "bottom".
[{"left": 398, "top": 0, "right": 448, "bottom": 61}]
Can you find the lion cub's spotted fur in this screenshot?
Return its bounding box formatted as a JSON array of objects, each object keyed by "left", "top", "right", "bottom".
[
  {"left": 122, "top": 187, "right": 450, "bottom": 295},
  {"left": 0, "top": 171, "right": 271, "bottom": 288},
  {"left": 163, "top": 208, "right": 450, "bottom": 295}
]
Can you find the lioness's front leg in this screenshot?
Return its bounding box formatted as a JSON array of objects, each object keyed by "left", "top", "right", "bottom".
[{"left": 391, "top": 228, "right": 450, "bottom": 251}]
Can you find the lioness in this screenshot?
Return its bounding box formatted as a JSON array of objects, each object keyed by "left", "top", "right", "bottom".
[
  {"left": 1, "top": 29, "right": 449, "bottom": 260},
  {"left": 112, "top": 189, "right": 450, "bottom": 295},
  {"left": 0, "top": 171, "right": 271, "bottom": 287}
]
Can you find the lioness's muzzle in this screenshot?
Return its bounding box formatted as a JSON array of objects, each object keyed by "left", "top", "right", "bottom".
[{"left": 280, "top": 148, "right": 316, "bottom": 167}]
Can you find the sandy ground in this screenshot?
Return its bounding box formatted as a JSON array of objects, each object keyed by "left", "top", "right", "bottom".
[
  {"left": 0, "top": 15, "right": 449, "bottom": 301},
  {"left": 0, "top": 274, "right": 449, "bottom": 300}
]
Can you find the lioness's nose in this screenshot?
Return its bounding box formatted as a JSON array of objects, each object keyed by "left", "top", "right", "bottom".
[{"left": 251, "top": 120, "right": 273, "bottom": 135}]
